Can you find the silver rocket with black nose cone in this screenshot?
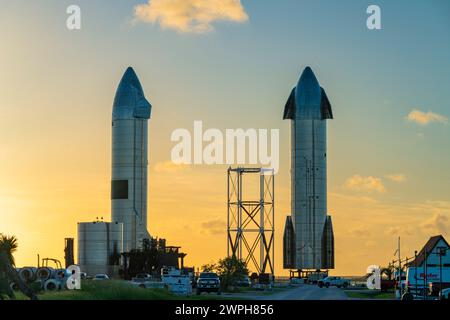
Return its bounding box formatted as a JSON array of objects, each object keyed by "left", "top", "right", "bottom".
[
  {"left": 111, "top": 67, "right": 151, "bottom": 252},
  {"left": 283, "top": 67, "right": 334, "bottom": 270}
]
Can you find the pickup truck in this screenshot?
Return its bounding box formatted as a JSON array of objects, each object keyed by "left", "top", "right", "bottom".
[
  {"left": 196, "top": 272, "right": 221, "bottom": 295},
  {"left": 318, "top": 276, "right": 350, "bottom": 288}
]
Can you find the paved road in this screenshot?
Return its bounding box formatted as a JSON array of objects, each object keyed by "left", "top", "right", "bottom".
[
  {"left": 259, "top": 284, "right": 348, "bottom": 300},
  {"left": 226, "top": 284, "right": 349, "bottom": 300}
]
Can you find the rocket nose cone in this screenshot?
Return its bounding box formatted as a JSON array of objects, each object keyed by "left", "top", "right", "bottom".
[
  {"left": 112, "top": 67, "right": 152, "bottom": 120},
  {"left": 296, "top": 67, "right": 321, "bottom": 104},
  {"left": 294, "top": 67, "right": 322, "bottom": 119},
  {"left": 125, "top": 66, "right": 135, "bottom": 73},
  {"left": 118, "top": 67, "right": 144, "bottom": 94},
  {"left": 302, "top": 66, "right": 314, "bottom": 77},
  {"left": 124, "top": 67, "right": 137, "bottom": 80}
]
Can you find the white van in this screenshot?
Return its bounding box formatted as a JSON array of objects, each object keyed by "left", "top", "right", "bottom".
[{"left": 405, "top": 266, "right": 450, "bottom": 298}]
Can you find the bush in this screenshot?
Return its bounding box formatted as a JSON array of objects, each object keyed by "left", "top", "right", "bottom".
[
  {"left": 216, "top": 257, "right": 249, "bottom": 291},
  {"left": 29, "top": 281, "right": 43, "bottom": 293}
]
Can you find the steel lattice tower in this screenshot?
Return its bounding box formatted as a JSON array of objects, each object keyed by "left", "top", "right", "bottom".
[{"left": 227, "top": 167, "right": 275, "bottom": 275}]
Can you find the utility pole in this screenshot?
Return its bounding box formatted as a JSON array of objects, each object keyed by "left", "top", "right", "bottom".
[
  {"left": 423, "top": 248, "right": 427, "bottom": 300},
  {"left": 414, "top": 250, "right": 418, "bottom": 297},
  {"left": 439, "top": 248, "right": 443, "bottom": 300},
  {"left": 397, "top": 237, "right": 402, "bottom": 297}
]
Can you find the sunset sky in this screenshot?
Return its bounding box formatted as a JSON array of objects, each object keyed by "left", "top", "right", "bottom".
[{"left": 1, "top": 0, "right": 449, "bottom": 275}]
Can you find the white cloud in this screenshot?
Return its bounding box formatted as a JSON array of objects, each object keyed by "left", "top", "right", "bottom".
[
  {"left": 385, "top": 174, "right": 406, "bottom": 183},
  {"left": 406, "top": 109, "right": 448, "bottom": 126},
  {"left": 349, "top": 225, "right": 371, "bottom": 238},
  {"left": 134, "top": 0, "right": 248, "bottom": 33},
  {"left": 201, "top": 218, "right": 226, "bottom": 235},
  {"left": 421, "top": 213, "right": 449, "bottom": 235},
  {"left": 385, "top": 226, "right": 414, "bottom": 237},
  {"left": 344, "top": 175, "right": 386, "bottom": 193}
]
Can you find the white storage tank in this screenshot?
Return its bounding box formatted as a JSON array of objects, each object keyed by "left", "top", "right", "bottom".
[{"left": 77, "top": 221, "right": 123, "bottom": 276}]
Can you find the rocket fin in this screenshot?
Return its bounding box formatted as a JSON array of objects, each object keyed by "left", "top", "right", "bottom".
[
  {"left": 283, "top": 215, "right": 296, "bottom": 269},
  {"left": 284, "top": 68, "right": 332, "bottom": 121},
  {"left": 321, "top": 215, "right": 335, "bottom": 269},
  {"left": 283, "top": 88, "right": 296, "bottom": 120},
  {"left": 320, "top": 87, "right": 333, "bottom": 120}
]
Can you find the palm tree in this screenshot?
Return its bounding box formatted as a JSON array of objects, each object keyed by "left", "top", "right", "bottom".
[
  {"left": 0, "top": 234, "right": 38, "bottom": 300},
  {"left": 0, "top": 234, "right": 18, "bottom": 265}
]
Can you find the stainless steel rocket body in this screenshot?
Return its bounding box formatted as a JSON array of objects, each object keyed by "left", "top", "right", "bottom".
[
  {"left": 111, "top": 118, "right": 149, "bottom": 251},
  {"left": 291, "top": 118, "right": 327, "bottom": 268},
  {"left": 111, "top": 67, "right": 152, "bottom": 252},
  {"left": 283, "top": 67, "right": 334, "bottom": 270}
]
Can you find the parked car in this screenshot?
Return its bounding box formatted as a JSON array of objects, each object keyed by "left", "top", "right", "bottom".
[
  {"left": 380, "top": 279, "right": 396, "bottom": 292},
  {"left": 196, "top": 272, "right": 221, "bottom": 295},
  {"left": 318, "top": 276, "right": 350, "bottom": 288},
  {"left": 132, "top": 273, "right": 153, "bottom": 287},
  {"left": 134, "top": 273, "right": 152, "bottom": 280},
  {"left": 234, "top": 276, "right": 251, "bottom": 287},
  {"left": 441, "top": 288, "right": 450, "bottom": 300},
  {"left": 93, "top": 274, "right": 110, "bottom": 281},
  {"left": 307, "top": 272, "right": 327, "bottom": 284},
  {"left": 429, "top": 281, "right": 450, "bottom": 297},
  {"left": 290, "top": 278, "right": 306, "bottom": 285}
]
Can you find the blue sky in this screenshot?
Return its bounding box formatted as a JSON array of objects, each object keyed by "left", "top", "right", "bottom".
[{"left": 4, "top": 0, "right": 446, "bottom": 199}]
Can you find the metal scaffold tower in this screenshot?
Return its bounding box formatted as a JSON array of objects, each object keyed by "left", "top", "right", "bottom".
[{"left": 227, "top": 167, "right": 275, "bottom": 275}]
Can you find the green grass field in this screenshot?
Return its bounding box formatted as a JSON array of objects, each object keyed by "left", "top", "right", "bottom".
[
  {"left": 13, "top": 280, "right": 227, "bottom": 300},
  {"left": 344, "top": 289, "right": 395, "bottom": 300}
]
